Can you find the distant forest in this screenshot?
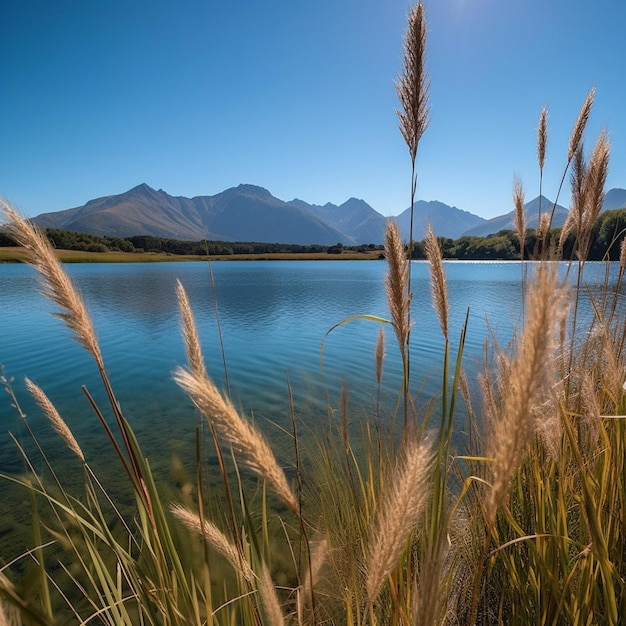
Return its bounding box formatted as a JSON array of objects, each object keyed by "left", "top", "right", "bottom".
[{"left": 2, "top": 207, "right": 626, "bottom": 261}]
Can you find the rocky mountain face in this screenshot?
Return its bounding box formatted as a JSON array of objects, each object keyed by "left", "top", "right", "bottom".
[
  {"left": 32, "top": 184, "right": 626, "bottom": 245},
  {"left": 34, "top": 184, "right": 350, "bottom": 246}
]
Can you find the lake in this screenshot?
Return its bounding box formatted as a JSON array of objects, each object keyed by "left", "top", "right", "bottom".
[{"left": 0, "top": 259, "right": 619, "bottom": 486}]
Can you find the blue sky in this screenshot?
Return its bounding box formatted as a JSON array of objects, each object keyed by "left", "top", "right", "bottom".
[{"left": 2, "top": 0, "right": 625, "bottom": 219}]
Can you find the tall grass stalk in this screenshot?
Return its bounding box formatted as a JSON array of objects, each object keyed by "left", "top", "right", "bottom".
[{"left": 397, "top": 0, "right": 429, "bottom": 433}]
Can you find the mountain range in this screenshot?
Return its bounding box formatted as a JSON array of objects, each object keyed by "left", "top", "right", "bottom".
[{"left": 31, "top": 183, "right": 626, "bottom": 245}]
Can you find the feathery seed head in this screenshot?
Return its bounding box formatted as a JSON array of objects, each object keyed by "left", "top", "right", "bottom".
[
  {"left": 375, "top": 326, "right": 385, "bottom": 386},
  {"left": 0, "top": 200, "right": 102, "bottom": 365},
  {"left": 487, "top": 265, "right": 568, "bottom": 520},
  {"left": 173, "top": 367, "right": 300, "bottom": 515},
  {"left": 25, "top": 378, "right": 85, "bottom": 462},
  {"left": 366, "top": 437, "right": 432, "bottom": 602},
  {"left": 537, "top": 212, "right": 551, "bottom": 243},
  {"left": 384, "top": 220, "right": 412, "bottom": 351},
  {"left": 568, "top": 87, "right": 595, "bottom": 162},
  {"left": 513, "top": 176, "right": 525, "bottom": 253},
  {"left": 176, "top": 280, "right": 206, "bottom": 378},
  {"left": 425, "top": 225, "right": 449, "bottom": 340},
  {"left": 170, "top": 504, "right": 254, "bottom": 582},
  {"left": 582, "top": 129, "right": 610, "bottom": 233},
  {"left": 537, "top": 107, "right": 548, "bottom": 171},
  {"left": 397, "top": 2, "right": 430, "bottom": 163}
]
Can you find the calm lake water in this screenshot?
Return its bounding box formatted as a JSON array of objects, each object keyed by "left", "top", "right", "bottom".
[{"left": 0, "top": 259, "right": 620, "bottom": 483}]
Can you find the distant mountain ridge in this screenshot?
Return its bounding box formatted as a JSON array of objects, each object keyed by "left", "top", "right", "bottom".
[
  {"left": 31, "top": 184, "right": 626, "bottom": 245},
  {"left": 34, "top": 184, "right": 350, "bottom": 246},
  {"left": 462, "top": 195, "right": 570, "bottom": 238}
]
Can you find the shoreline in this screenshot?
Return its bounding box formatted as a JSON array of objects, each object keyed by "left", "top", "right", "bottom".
[{"left": 0, "top": 247, "right": 383, "bottom": 263}]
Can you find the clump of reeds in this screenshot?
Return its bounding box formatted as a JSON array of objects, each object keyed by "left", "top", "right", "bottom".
[{"left": 485, "top": 264, "right": 567, "bottom": 520}]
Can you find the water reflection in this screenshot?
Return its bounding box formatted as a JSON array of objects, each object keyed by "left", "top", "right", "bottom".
[{"left": 1, "top": 260, "right": 623, "bottom": 471}]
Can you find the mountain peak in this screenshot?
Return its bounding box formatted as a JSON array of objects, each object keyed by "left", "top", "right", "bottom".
[
  {"left": 129, "top": 182, "right": 156, "bottom": 194},
  {"left": 233, "top": 183, "right": 273, "bottom": 198}
]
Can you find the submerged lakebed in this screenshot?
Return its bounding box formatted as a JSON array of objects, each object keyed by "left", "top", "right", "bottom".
[{"left": 0, "top": 260, "right": 619, "bottom": 520}]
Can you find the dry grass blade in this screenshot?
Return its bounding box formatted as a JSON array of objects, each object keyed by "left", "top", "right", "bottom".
[
  {"left": 25, "top": 378, "right": 85, "bottom": 462},
  {"left": 425, "top": 226, "right": 449, "bottom": 341},
  {"left": 396, "top": 1, "right": 430, "bottom": 164},
  {"left": 366, "top": 437, "right": 432, "bottom": 602},
  {"left": 173, "top": 367, "right": 299, "bottom": 515},
  {"left": 0, "top": 200, "right": 102, "bottom": 366},
  {"left": 170, "top": 504, "right": 254, "bottom": 582},
  {"left": 385, "top": 220, "right": 411, "bottom": 352}
]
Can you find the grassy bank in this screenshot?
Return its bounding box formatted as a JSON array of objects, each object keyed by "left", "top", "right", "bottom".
[{"left": 0, "top": 247, "right": 382, "bottom": 263}]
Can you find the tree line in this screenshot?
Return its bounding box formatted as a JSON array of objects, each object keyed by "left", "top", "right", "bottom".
[{"left": 1, "top": 208, "right": 625, "bottom": 260}]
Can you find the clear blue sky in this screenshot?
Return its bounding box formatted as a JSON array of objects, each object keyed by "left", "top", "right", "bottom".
[{"left": 2, "top": 0, "right": 625, "bottom": 219}]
